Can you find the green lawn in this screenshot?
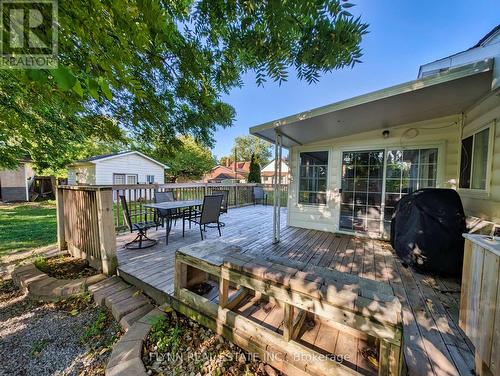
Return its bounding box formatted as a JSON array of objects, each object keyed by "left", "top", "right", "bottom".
[{"left": 0, "top": 201, "right": 57, "bottom": 256}]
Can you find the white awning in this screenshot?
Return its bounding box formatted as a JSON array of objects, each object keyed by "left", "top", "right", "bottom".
[{"left": 250, "top": 59, "right": 494, "bottom": 147}]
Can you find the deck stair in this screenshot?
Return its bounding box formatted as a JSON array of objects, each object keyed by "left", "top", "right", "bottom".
[{"left": 172, "top": 240, "right": 404, "bottom": 376}]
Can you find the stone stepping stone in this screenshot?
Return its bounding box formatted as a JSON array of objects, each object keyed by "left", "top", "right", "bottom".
[
  {"left": 111, "top": 294, "right": 150, "bottom": 322},
  {"left": 119, "top": 304, "right": 154, "bottom": 331},
  {"left": 93, "top": 280, "right": 130, "bottom": 306}
]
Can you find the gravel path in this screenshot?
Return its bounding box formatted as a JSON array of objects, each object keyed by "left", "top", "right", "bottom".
[{"left": 0, "top": 281, "right": 119, "bottom": 376}]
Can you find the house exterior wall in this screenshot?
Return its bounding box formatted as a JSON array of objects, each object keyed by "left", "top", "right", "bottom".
[
  {"left": 287, "top": 115, "right": 460, "bottom": 234},
  {"left": 67, "top": 164, "right": 96, "bottom": 185},
  {"left": 93, "top": 154, "right": 165, "bottom": 185},
  {"left": 459, "top": 93, "right": 500, "bottom": 222},
  {"left": 0, "top": 163, "right": 28, "bottom": 201}
]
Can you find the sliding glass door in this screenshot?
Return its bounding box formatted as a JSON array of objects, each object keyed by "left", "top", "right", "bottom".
[
  {"left": 340, "top": 150, "right": 384, "bottom": 236},
  {"left": 339, "top": 147, "right": 438, "bottom": 237}
]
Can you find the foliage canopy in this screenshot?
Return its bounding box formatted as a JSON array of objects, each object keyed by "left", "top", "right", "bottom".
[
  {"left": 0, "top": 0, "right": 368, "bottom": 171},
  {"left": 143, "top": 135, "right": 215, "bottom": 181},
  {"left": 229, "top": 135, "right": 273, "bottom": 165}
]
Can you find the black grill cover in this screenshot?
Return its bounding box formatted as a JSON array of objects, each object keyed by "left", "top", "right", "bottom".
[{"left": 390, "top": 188, "right": 466, "bottom": 276}]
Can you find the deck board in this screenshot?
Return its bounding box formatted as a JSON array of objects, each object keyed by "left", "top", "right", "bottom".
[{"left": 117, "top": 205, "right": 474, "bottom": 376}]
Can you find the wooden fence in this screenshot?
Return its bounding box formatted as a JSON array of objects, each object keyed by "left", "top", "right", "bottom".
[{"left": 57, "top": 183, "right": 288, "bottom": 274}]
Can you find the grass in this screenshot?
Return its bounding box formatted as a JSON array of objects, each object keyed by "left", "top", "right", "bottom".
[{"left": 0, "top": 200, "right": 57, "bottom": 257}]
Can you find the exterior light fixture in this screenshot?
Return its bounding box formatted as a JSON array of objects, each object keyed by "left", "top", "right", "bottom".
[{"left": 382, "top": 130, "right": 390, "bottom": 139}]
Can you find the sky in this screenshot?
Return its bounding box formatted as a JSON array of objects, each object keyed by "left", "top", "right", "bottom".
[{"left": 211, "top": 0, "right": 500, "bottom": 159}]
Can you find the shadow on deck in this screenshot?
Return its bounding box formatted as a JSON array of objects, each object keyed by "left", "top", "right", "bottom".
[{"left": 116, "top": 205, "right": 473, "bottom": 376}]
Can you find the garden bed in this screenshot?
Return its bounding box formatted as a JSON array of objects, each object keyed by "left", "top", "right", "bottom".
[
  {"left": 34, "top": 254, "right": 99, "bottom": 279},
  {"left": 143, "top": 308, "right": 278, "bottom": 376},
  {"left": 0, "top": 279, "right": 122, "bottom": 375}
]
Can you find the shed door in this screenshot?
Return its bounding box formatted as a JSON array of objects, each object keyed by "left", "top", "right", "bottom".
[{"left": 339, "top": 150, "right": 384, "bottom": 236}]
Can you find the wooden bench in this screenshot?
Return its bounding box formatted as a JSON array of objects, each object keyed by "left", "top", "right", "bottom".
[
  {"left": 221, "top": 253, "right": 404, "bottom": 375},
  {"left": 173, "top": 241, "right": 404, "bottom": 376}
]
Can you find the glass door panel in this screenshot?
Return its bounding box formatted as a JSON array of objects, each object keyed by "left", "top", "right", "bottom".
[
  {"left": 383, "top": 148, "right": 438, "bottom": 236},
  {"left": 340, "top": 150, "right": 384, "bottom": 235}
]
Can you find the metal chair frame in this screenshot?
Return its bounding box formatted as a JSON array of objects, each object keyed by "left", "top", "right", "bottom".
[
  {"left": 183, "top": 194, "right": 223, "bottom": 240},
  {"left": 120, "top": 195, "right": 159, "bottom": 249}
]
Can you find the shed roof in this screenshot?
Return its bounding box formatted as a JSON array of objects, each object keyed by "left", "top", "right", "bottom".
[
  {"left": 250, "top": 59, "right": 494, "bottom": 148},
  {"left": 71, "top": 151, "right": 167, "bottom": 168}
]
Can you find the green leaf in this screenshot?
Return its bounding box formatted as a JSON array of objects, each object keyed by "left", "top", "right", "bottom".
[
  {"left": 27, "top": 69, "right": 48, "bottom": 84},
  {"left": 88, "top": 78, "right": 100, "bottom": 100},
  {"left": 99, "top": 79, "right": 113, "bottom": 101},
  {"left": 51, "top": 66, "right": 76, "bottom": 91},
  {"left": 72, "top": 79, "right": 84, "bottom": 97}
]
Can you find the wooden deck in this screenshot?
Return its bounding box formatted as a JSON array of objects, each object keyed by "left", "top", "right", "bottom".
[{"left": 117, "top": 205, "right": 474, "bottom": 376}]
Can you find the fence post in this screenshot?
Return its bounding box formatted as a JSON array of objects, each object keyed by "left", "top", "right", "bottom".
[
  {"left": 56, "top": 186, "right": 67, "bottom": 251},
  {"left": 96, "top": 187, "right": 117, "bottom": 275},
  {"left": 235, "top": 184, "right": 239, "bottom": 207}
]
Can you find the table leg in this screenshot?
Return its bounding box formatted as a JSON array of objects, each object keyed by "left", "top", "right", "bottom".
[{"left": 166, "top": 214, "right": 170, "bottom": 245}]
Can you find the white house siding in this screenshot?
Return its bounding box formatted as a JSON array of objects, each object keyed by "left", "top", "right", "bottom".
[
  {"left": 287, "top": 115, "right": 460, "bottom": 235},
  {"left": 67, "top": 164, "right": 96, "bottom": 185},
  {"left": 93, "top": 154, "right": 164, "bottom": 185},
  {"left": 459, "top": 93, "right": 500, "bottom": 222}
]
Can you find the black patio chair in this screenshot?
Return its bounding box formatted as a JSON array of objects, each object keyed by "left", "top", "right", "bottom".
[
  {"left": 252, "top": 186, "right": 267, "bottom": 206},
  {"left": 212, "top": 190, "right": 229, "bottom": 214},
  {"left": 212, "top": 190, "right": 229, "bottom": 227},
  {"left": 120, "top": 195, "right": 159, "bottom": 249},
  {"left": 183, "top": 194, "right": 223, "bottom": 240}
]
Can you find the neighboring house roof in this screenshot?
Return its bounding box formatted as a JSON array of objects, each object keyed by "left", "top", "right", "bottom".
[
  {"left": 261, "top": 159, "right": 289, "bottom": 173},
  {"left": 70, "top": 151, "right": 167, "bottom": 168},
  {"left": 250, "top": 59, "right": 494, "bottom": 148},
  {"left": 204, "top": 165, "right": 247, "bottom": 181},
  {"left": 228, "top": 161, "right": 251, "bottom": 174}
]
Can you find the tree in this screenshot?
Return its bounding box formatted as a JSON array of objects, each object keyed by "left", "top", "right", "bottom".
[
  {"left": 219, "top": 156, "right": 232, "bottom": 167},
  {"left": 247, "top": 153, "right": 262, "bottom": 183},
  {"left": 230, "top": 135, "right": 273, "bottom": 165},
  {"left": 1, "top": 1, "right": 368, "bottom": 170},
  {"left": 146, "top": 136, "right": 215, "bottom": 182}
]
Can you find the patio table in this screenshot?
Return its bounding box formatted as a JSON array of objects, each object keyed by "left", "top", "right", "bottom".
[{"left": 144, "top": 199, "right": 203, "bottom": 244}]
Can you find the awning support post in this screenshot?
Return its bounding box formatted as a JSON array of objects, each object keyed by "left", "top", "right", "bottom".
[{"left": 273, "top": 131, "right": 282, "bottom": 244}]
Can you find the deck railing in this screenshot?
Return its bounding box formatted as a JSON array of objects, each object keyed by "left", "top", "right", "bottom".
[
  {"left": 57, "top": 183, "right": 288, "bottom": 274},
  {"left": 56, "top": 186, "right": 117, "bottom": 274},
  {"left": 112, "top": 183, "right": 288, "bottom": 231}
]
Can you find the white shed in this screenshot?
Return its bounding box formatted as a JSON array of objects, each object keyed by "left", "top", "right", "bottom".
[{"left": 67, "top": 151, "right": 166, "bottom": 185}]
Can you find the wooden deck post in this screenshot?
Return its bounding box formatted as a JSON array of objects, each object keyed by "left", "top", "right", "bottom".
[
  {"left": 56, "top": 186, "right": 67, "bottom": 251},
  {"left": 283, "top": 303, "right": 294, "bottom": 341},
  {"left": 218, "top": 270, "right": 229, "bottom": 308},
  {"left": 96, "top": 187, "right": 117, "bottom": 275}
]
